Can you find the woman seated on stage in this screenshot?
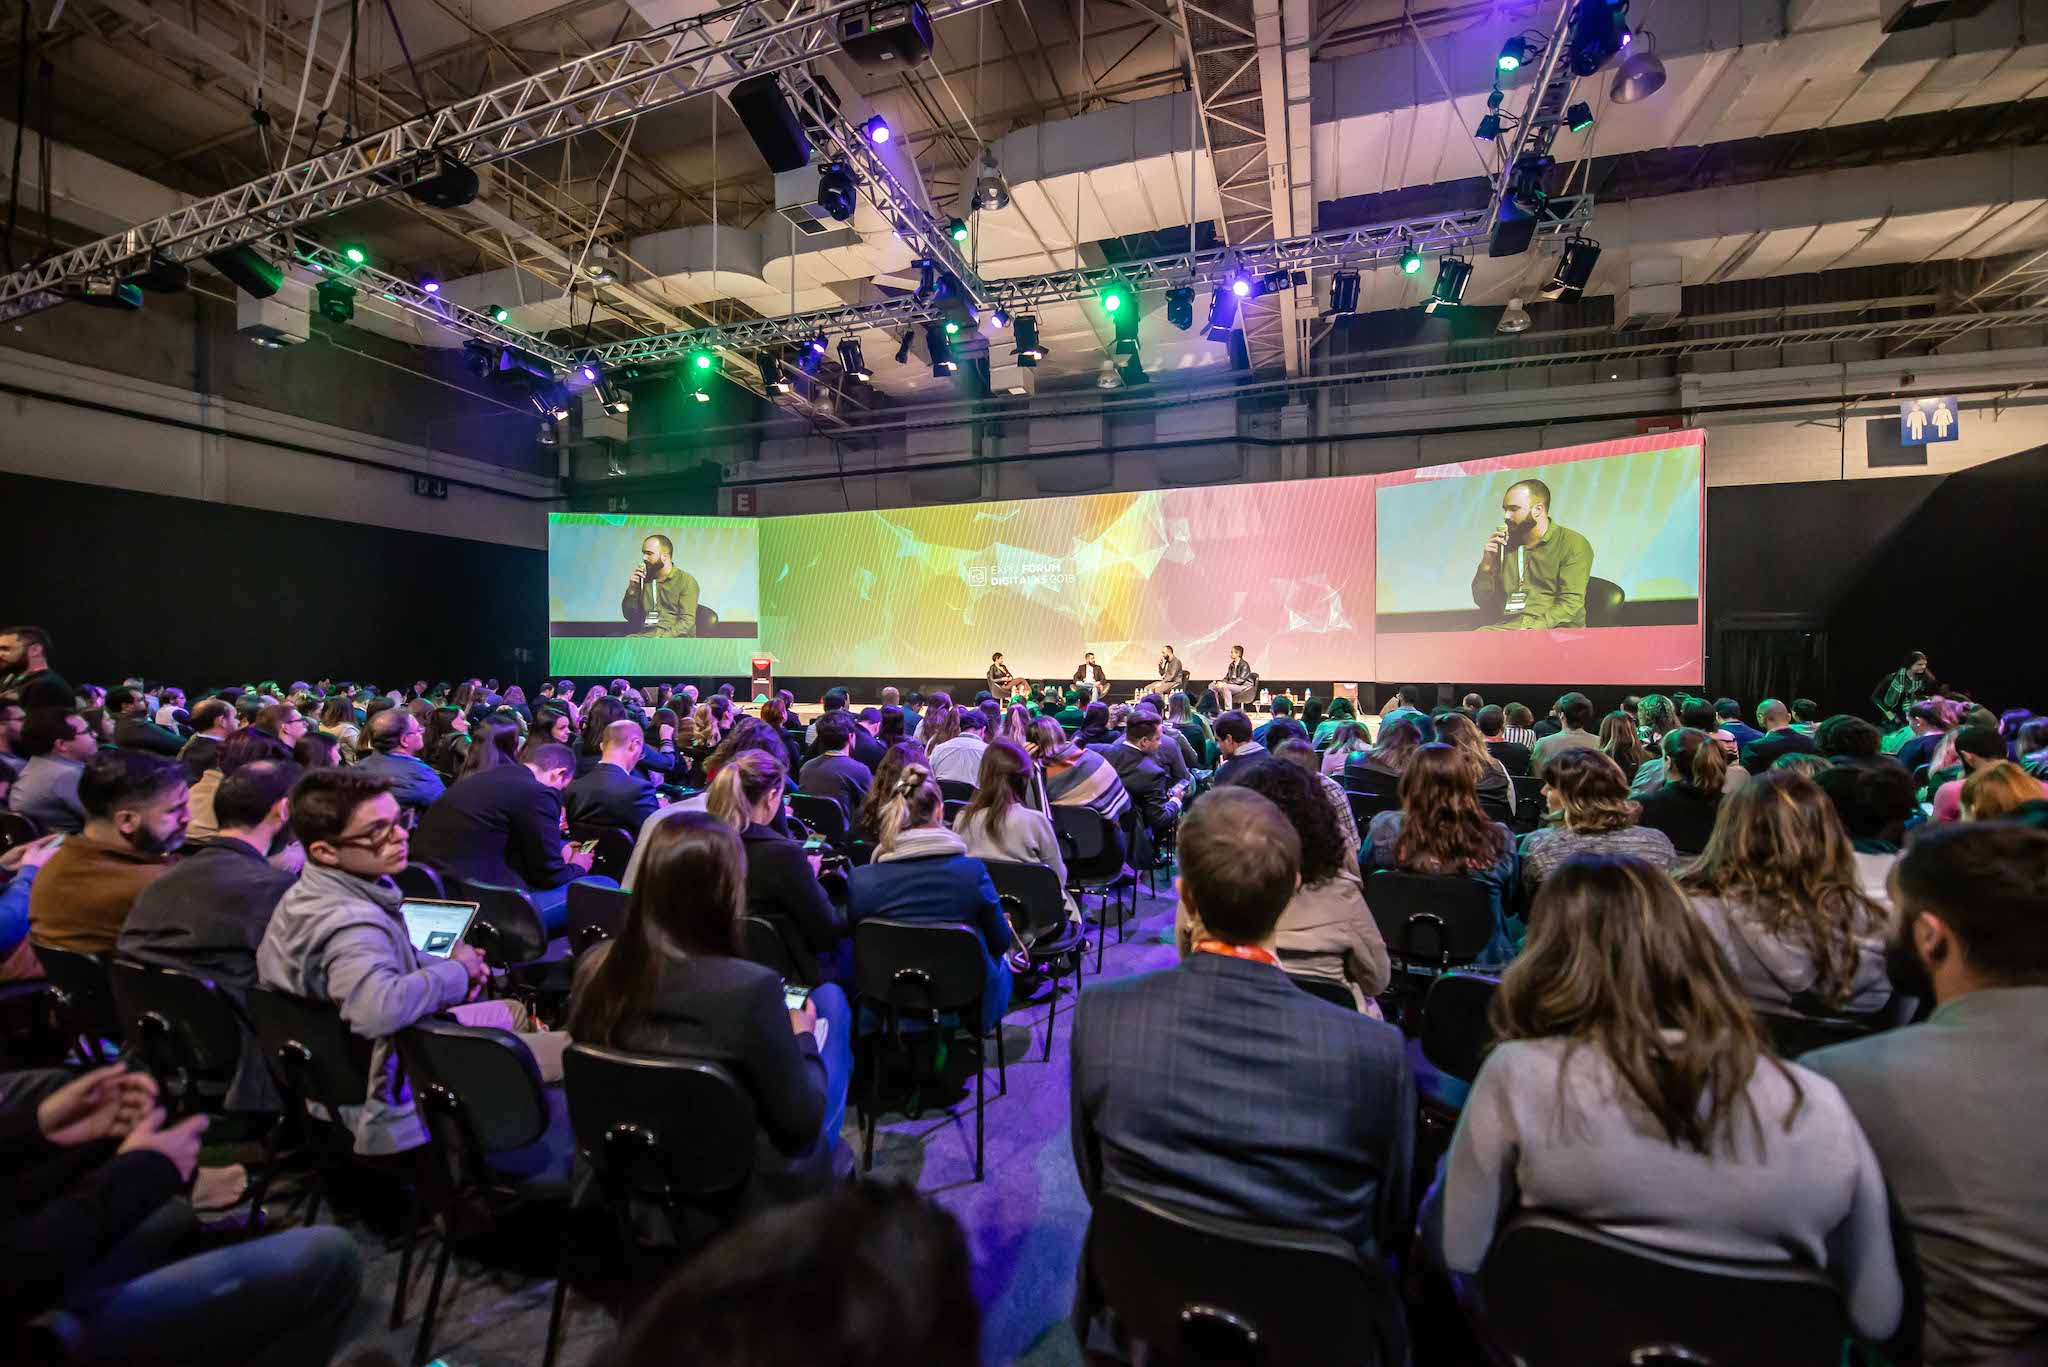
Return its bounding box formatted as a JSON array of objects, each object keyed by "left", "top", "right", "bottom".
[
  {"left": 1364, "top": 741, "right": 1519, "bottom": 966},
  {"left": 1519, "top": 748, "right": 1678, "bottom": 898},
  {"left": 854, "top": 740, "right": 930, "bottom": 843},
  {"left": 1027, "top": 717, "right": 1134, "bottom": 829},
  {"left": 1343, "top": 717, "right": 1424, "bottom": 790},
  {"left": 953, "top": 739, "right": 1076, "bottom": 923},
  {"left": 569, "top": 812, "right": 852, "bottom": 1208},
  {"left": 1190, "top": 755, "right": 1389, "bottom": 1008},
  {"left": 1420, "top": 854, "right": 1902, "bottom": 1348},
  {"left": 1678, "top": 769, "right": 1891, "bottom": 1020},
  {"left": 706, "top": 749, "right": 849, "bottom": 985},
  {"left": 1435, "top": 711, "right": 1512, "bottom": 802},
  {"left": 847, "top": 764, "right": 1013, "bottom": 1035},
  {"left": 1321, "top": 720, "right": 1372, "bottom": 776},
  {"left": 1634, "top": 728, "right": 1728, "bottom": 857}
]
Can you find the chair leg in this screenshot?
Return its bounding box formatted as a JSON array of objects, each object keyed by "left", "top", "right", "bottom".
[
  {"left": 973, "top": 1050, "right": 985, "bottom": 1183},
  {"left": 1042, "top": 965, "right": 1059, "bottom": 1063},
  {"left": 413, "top": 1232, "right": 454, "bottom": 1366},
  {"left": 541, "top": 1247, "right": 572, "bottom": 1367},
  {"left": 390, "top": 1186, "right": 423, "bottom": 1329},
  {"left": 1095, "top": 903, "right": 1105, "bottom": 972},
  {"left": 861, "top": 1037, "right": 881, "bottom": 1173},
  {"left": 995, "top": 1018, "right": 1008, "bottom": 1097}
]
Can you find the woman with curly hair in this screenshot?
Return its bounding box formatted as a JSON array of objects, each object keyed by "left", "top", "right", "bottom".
[
  {"left": 1679, "top": 769, "right": 1892, "bottom": 1017},
  {"left": 1365, "top": 742, "right": 1518, "bottom": 965},
  {"left": 1185, "top": 755, "right": 1389, "bottom": 1007},
  {"left": 1519, "top": 747, "right": 1677, "bottom": 897}
]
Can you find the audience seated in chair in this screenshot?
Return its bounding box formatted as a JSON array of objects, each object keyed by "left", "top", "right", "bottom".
[
  {"left": 1273, "top": 738, "right": 1361, "bottom": 854},
  {"left": 845, "top": 763, "right": 1012, "bottom": 1035},
  {"left": 1518, "top": 748, "right": 1677, "bottom": 897},
  {"left": 1474, "top": 705, "right": 1531, "bottom": 778},
  {"left": 952, "top": 739, "right": 1076, "bottom": 923},
  {"left": 1030, "top": 717, "right": 1133, "bottom": 831},
  {"left": 1364, "top": 742, "right": 1519, "bottom": 967},
  {"left": 1678, "top": 768, "right": 1892, "bottom": 1020},
  {"left": 1804, "top": 823, "right": 2048, "bottom": 1367},
  {"left": 1420, "top": 853, "right": 1902, "bottom": 1346},
  {"left": 30, "top": 750, "right": 190, "bottom": 957},
  {"left": 1436, "top": 712, "right": 1513, "bottom": 803},
  {"left": 1741, "top": 698, "right": 1819, "bottom": 772},
  {"left": 1344, "top": 718, "right": 1423, "bottom": 794},
  {"left": 8, "top": 706, "right": 97, "bottom": 835},
  {"left": 928, "top": 706, "right": 991, "bottom": 787},
  {"left": 1633, "top": 727, "right": 1731, "bottom": 856},
  {"left": 1088, "top": 715, "right": 1186, "bottom": 865},
  {"left": 409, "top": 738, "right": 609, "bottom": 929},
  {"left": 706, "top": 750, "right": 848, "bottom": 986},
  {"left": 1210, "top": 710, "right": 1265, "bottom": 784},
  {"left": 798, "top": 711, "right": 875, "bottom": 817},
  {"left": 1528, "top": 692, "right": 1600, "bottom": 777},
  {"left": 568, "top": 811, "right": 852, "bottom": 1214},
  {"left": 1073, "top": 784, "right": 1413, "bottom": 1323},
  {"left": 349, "top": 705, "right": 446, "bottom": 814},
  {"left": 1193, "top": 757, "right": 1390, "bottom": 1009},
  {"left": 564, "top": 719, "right": 665, "bottom": 833}
]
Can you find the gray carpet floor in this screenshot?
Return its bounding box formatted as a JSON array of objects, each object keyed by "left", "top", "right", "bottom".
[{"left": 306, "top": 876, "right": 1188, "bottom": 1367}]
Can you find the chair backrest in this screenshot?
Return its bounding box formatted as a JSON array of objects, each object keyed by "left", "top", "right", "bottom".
[
  {"left": 245, "top": 987, "right": 371, "bottom": 1120},
  {"left": 942, "top": 798, "right": 970, "bottom": 829},
  {"left": 1089, "top": 1190, "right": 1404, "bottom": 1367},
  {"left": 1288, "top": 974, "right": 1358, "bottom": 1012},
  {"left": 853, "top": 919, "right": 986, "bottom": 1014},
  {"left": 1480, "top": 1211, "right": 1846, "bottom": 1367},
  {"left": 1584, "top": 576, "right": 1627, "bottom": 628},
  {"left": 459, "top": 881, "right": 550, "bottom": 965},
  {"left": 1755, "top": 1008, "right": 1884, "bottom": 1060},
  {"left": 1365, "top": 871, "right": 1498, "bottom": 967},
  {"left": 567, "top": 879, "right": 631, "bottom": 954},
  {"left": 937, "top": 778, "right": 977, "bottom": 804},
  {"left": 1342, "top": 763, "right": 1402, "bottom": 798},
  {"left": 1050, "top": 804, "right": 1126, "bottom": 881},
  {"left": 1347, "top": 790, "right": 1400, "bottom": 830},
  {"left": 0, "top": 810, "right": 41, "bottom": 854},
  {"left": 392, "top": 862, "right": 447, "bottom": 902},
  {"left": 983, "top": 859, "right": 1067, "bottom": 942},
  {"left": 1478, "top": 796, "right": 1515, "bottom": 828},
  {"left": 563, "top": 1043, "right": 756, "bottom": 1208},
  {"left": 1509, "top": 774, "right": 1548, "bottom": 825},
  {"left": 1418, "top": 972, "right": 1500, "bottom": 1084},
  {"left": 33, "top": 944, "right": 120, "bottom": 1045},
  {"left": 787, "top": 792, "right": 848, "bottom": 843},
  {"left": 398, "top": 1017, "right": 550, "bottom": 1161},
  {"left": 567, "top": 824, "right": 636, "bottom": 883},
  {"left": 740, "top": 915, "right": 812, "bottom": 985},
  {"left": 109, "top": 960, "right": 248, "bottom": 1109}
]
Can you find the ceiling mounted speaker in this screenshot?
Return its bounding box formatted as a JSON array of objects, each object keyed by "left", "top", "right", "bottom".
[
  {"left": 730, "top": 75, "right": 813, "bottom": 173},
  {"left": 407, "top": 156, "right": 479, "bottom": 209},
  {"left": 205, "top": 244, "right": 284, "bottom": 299}
]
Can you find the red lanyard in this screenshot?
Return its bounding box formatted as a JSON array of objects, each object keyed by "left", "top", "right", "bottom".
[{"left": 1194, "top": 939, "right": 1279, "bottom": 966}]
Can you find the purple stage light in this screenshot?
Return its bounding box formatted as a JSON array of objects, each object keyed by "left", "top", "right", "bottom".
[
  {"left": 581, "top": 365, "right": 597, "bottom": 381},
  {"left": 864, "top": 116, "right": 892, "bottom": 145},
  {"left": 422, "top": 280, "right": 441, "bottom": 293},
  {"left": 1230, "top": 276, "right": 1252, "bottom": 298}
]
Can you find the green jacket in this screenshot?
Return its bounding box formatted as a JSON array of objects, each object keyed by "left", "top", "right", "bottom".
[
  {"left": 1471, "top": 521, "right": 1594, "bottom": 630},
  {"left": 621, "top": 566, "right": 700, "bottom": 638}
]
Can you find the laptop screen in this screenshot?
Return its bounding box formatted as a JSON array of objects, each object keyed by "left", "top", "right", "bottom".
[{"left": 399, "top": 899, "right": 479, "bottom": 957}]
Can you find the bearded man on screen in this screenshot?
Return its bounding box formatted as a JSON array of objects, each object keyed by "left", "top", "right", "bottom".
[
  {"left": 1469, "top": 478, "right": 1594, "bottom": 630},
  {"left": 622, "top": 534, "right": 701, "bottom": 639}
]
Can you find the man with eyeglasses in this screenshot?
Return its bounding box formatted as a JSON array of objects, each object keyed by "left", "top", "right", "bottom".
[{"left": 8, "top": 707, "right": 99, "bottom": 834}]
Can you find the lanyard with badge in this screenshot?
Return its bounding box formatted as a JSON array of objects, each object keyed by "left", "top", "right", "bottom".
[
  {"left": 1504, "top": 543, "right": 1529, "bottom": 616},
  {"left": 1193, "top": 939, "right": 1279, "bottom": 966}
]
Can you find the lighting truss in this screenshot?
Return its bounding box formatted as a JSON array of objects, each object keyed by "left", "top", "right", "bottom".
[
  {"left": 1482, "top": 0, "right": 1576, "bottom": 245},
  {"left": 0, "top": 0, "right": 1005, "bottom": 320},
  {"left": 296, "top": 242, "right": 564, "bottom": 358},
  {"left": 581, "top": 199, "right": 1594, "bottom": 366}
]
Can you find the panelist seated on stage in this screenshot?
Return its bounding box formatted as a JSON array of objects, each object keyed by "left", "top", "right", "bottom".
[
  {"left": 985, "top": 652, "right": 1029, "bottom": 698},
  {"left": 1470, "top": 477, "right": 1595, "bottom": 631},
  {"left": 1210, "top": 645, "right": 1255, "bottom": 712},
  {"left": 1140, "top": 646, "right": 1190, "bottom": 699},
  {"left": 1071, "top": 652, "right": 1109, "bottom": 703}
]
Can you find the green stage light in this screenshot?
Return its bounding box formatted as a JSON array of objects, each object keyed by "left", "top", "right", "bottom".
[
  {"left": 489, "top": 305, "right": 510, "bottom": 323},
  {"left": 943, "top": 320, "right": 960, "bottom": 335},
  {"left": 690, "top": 349, "right": 718, "bottom": 372},
  {"left": 1099, "top": 281, "right": 1131, "bottom": 314},
  {"left": 343, "top": 245, "right": 368, "bottom": 266},
  {"left": 1399, "top": 248, "right": 1424, "bottom": 275},
  {"left": 947, "top": 217, "right": 970, "bottom": 244}
]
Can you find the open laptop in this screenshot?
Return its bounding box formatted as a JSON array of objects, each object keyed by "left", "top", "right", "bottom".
[{"left": 399, "top": 899, "right": 480, "bottom": 958}]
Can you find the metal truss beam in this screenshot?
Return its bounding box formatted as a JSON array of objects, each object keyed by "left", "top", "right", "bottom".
[
  {"left": 1481, "top": 0, "right": 1574, "bottom": 243},
  {"left": 0, "top": 0, "right": 1004, "bottom": 320},
  {"left": 585, "top": 197, "right": 1594, "bottom": 363}
]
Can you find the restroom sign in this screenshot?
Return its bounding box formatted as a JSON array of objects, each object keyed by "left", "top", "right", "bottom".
[{"left": 1900, "top": 396, "right": 1958, "bottom": 445}]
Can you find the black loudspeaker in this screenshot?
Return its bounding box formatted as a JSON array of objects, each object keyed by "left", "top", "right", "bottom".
[
  {"left": 729, "top": 75, "right": 812, "bottom": 173},
  {"left": 1226, "top": 329, "right": 1252, "bottom": 372},
  {"left": 839, "top": 1, "right": 933, "bottom": 66},
  {"left": 1489, "top": 199, "right": 1539, "bottom": 258},
  {"left": 407, "top": 157, "right": 479, "bottom": 209},
  {"left": 206, "top": 244, "right": 284, "bottom": 298}
]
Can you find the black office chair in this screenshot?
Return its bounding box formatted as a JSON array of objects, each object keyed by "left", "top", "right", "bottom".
[
  {"left": 942, "top": 798, "right": 970, "bottom": 829},
  {"left": 1508, "top": 774, "right": 1547, "bottom": 830},
  {"left": 739, "top": 915, "right": 815, "bottom": 987},
  {"left": 566, "top": 880, "right": 631, "bottom": 955},
  {"left": 1342, "top": 765, "right": 1402, "bottom": 799},
  {"left": 1583, "top": 576, "right": 1627, "bottom": 629},
  {"left": 1478, "top": 795, "right": 1516, "bottom": 828},
  {"left": 459, "top": 881, "right": 553, "bottom": 974},
  {"left": 1347, "top": 789, "right": 1400, "bottom": 831},
  {"left": 395, "top": 1019, "right": 565, "bottom": 1367},
  {"left": 1050, "top": 805, "right": 1135, "bottom": 971},
  {"left": 1478, "top": 1211, "right": 1846, "bottom": 1367},
  {"left": 1755, "top": 1003, "right": 1897, "bottom": 1060},
  {"left": 0, "top": 809, "right": 41, "bottom": 854},
  {"left": 392, "top": 863, "right": 447, "bottom": 902},
  {"left": 984, "top": 859, "right": 1086, "bottom": 1061},
  {"left": 33, "top": 943, "right": 120, "bottom": 1063},
  {"left": 1418, "top": 972, "right": 1500, "bottom": 1086},
  {"left": 566, "top": 824, "right": 635, "bottom": 884},
  {"left": 1289, "top": 974, "right": 1359, "bottom": 1011},
  {"left": 1365, "top": 871, "right": 1498, "bottom": 1024},
  {"left": 787, "top": 793, "right": 850, "bottom": 850},
  {"left": 245, "top": 987, "right": 372, "bottom": 1228},
  {"left": 936, "top": 778, "right": 977, "bottom": 804},
  {"left": 108, "top": 959, "right": 249, "bottom": 1117},
  {"left": 1086, "top": 1190, "right": 1406, "bottom": 1366},
  {"left": 853, "top": 918, "right": 1006, "bottom": 1182},
  {"left": 552, "top": 1045, "right": 758, "bottom": 1367}
]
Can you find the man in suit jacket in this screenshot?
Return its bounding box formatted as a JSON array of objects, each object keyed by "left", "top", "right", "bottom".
[
  {"left": 109, "top": 687, "right": 185, "bottom": 757},
  {"left": 409, "top": 740, "right": 603, "bottom": 931},
  {"left": 797, "top": 712, "right": 874, "bottom": 819},
  {"left": 849, "top": 708, "right": 888, "bottom": 771},
  {"left": 564, "top": 719, "right": 663, "bottom": 832},
  {"left": 1741, "top": 699, "right": 1819, "bottom": 771},
  {"left": 1089, "top": 716, "right": 1185, "bottom": 859},
  {"left": 1071, "top": 786, "right": 1413, "bottom": 1280}
]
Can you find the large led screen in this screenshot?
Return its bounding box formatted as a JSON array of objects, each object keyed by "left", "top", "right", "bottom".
[{"left": 548, "top": 429, "right": 1704, "bottom": 687}]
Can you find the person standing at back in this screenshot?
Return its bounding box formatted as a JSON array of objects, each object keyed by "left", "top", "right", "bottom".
[{"left": 1072, "top": 785, "right": 1413, "bottom": 1320}]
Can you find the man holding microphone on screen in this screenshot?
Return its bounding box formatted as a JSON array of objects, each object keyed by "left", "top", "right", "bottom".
[
  {"left": 622, "top": 533, "right": 700, "bottom": 639},
  {"left": 1470, "top": 478, "right": 1595, "bottom": 630}
]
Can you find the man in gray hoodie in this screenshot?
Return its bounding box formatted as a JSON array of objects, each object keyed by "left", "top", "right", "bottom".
[{"left": 256, "top": 768, "right": 486, "bottom": 1155}]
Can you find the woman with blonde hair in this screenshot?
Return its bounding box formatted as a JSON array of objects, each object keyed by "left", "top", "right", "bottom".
[
  {"left": 706, "top": 749, "right": 847, "bottom": 984},
  {"left": 1435, "top": 711, "right": 1511, "bottom": 800},
  {"left": 1678, "top": 768, "right": 1890, "bottom": 1017},
  {"left": 1961, "top": 759, "right": 2047, "bottom": 820},
  {"left": 1634, "top": 728, "right": 1729, "bottom": 856},
  {"left": 1519, "top": 747, "right": 1677, "bottom": 895},
  {"left": 1422, "top": 854, "right": 1901, "bottom": 1345},
  {"left": 317, "top": 695, "right": 362, "bottom": 762},
  {"left": 846, "top": 761, "right": 1013, "bottom": 1032},
  {"left": 999, "top": 701, "right": 1033, "bottom": 749},
  {"left": 854, "top": 740, "right": 930, "bottom": 842}
]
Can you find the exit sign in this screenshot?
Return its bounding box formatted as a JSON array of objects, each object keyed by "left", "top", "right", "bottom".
[{"left": 410, "top": 474, "right": 449, "bottom": 499}]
